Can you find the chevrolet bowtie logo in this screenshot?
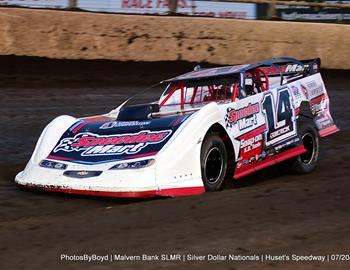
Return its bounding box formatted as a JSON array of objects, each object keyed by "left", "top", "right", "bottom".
[{"left": 77, "top": 171, "right": 89, "bottom": 176}]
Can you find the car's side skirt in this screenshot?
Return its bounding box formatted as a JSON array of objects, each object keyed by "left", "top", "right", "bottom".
[{"left": 234, "top": 144, "right": 306, "bottom": 179}]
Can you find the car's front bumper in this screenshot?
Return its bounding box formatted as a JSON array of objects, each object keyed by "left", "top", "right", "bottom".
[{"left": 15, "top": 161, "right": 204, "bottom": 198}]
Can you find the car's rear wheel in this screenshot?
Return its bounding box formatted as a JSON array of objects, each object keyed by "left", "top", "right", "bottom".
[
  {"left": 201, "top": 135, "right": 227, "bottom": 191},
  {"left": 284, "top": 121, "right": 319, "bottom": 174}
]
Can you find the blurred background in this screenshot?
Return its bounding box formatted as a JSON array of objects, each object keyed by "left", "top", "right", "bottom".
[{"left": 1, "top": 0, "right": 350, "bottom": 22}]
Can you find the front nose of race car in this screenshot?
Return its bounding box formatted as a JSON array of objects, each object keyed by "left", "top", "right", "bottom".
[
  {"left": 15, "top": 112, "right": 205, "bottom": 198},
  {"left": 15, "top": 158, "right": 159, "bottom": 197}
]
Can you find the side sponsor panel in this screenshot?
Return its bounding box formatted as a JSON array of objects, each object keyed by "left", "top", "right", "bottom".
[
  {"left": 223, "top": 87, "right": 300, "bottom": 177},
  {"left": 288, "top": 74, "right": 337, "bottom": 133},
  {"left": 222, "top": 72, "right": 337, "bottom": 179}
]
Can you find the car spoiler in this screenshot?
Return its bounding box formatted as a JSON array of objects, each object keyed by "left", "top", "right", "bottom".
[{"left": 251, "top": 58, "right": 321, "bottom": 77}]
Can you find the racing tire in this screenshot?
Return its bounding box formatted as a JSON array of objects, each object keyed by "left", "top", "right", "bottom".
[
  {"left": 284, "top": 121, "right": 320, "bottom": 174},
  {"left": 201, "top": 135, "right": 227, "bottom": 192}
]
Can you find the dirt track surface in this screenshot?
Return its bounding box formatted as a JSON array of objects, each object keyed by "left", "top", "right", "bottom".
[{"left": 0, "top": 56, "right": 349, "bottom": 269}]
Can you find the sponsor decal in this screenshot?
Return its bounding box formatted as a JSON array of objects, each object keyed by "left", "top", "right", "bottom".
[
  {"left": 240, "top": 134, "right": 263, "bottom": 153},
  {"left": 261, "top": 150, "right": 268, "bottom": 159},
  {"left": 300, "top": 84, "right": 309, "bottom": 99},
  {"left": 314, "top": 113, "right": 334, "bottom": 130},
  {"left": 236, "top": 126, "right": 265, "bottom": 168},
  {"left": 54, "top": 130, "right": 172, "bottom": 157},
  {"left": 170, "top": 114, "right": 192, "bottom": 127},
  {"left": 225, "top": 102, "right": 260, "bottom": 130},
  {"left": 99, "top": 120, "right": 151, "bottom": 129},
  {"left": 285, "top": 64, "right": 307, "bottom": 73},
  {"left": 269, "top": 126, "right": 291, "bottom": 140},
  {"left": 274, "top": 137, "right": 300, "bottom": 152},
  {"left": 305, "top": 80, "right": 324, "bottom": 98},
  {"left": 290, "top": 85, "right": 300, "bottom": 97},
  {"left": 311, "top": 101, "right": 326, "bottom": 114},
  {"left": 299, "top": 80, "right": 324, "bottom": 101}
]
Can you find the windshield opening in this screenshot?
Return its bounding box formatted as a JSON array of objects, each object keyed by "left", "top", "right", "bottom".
[{"left": 117, "top": 75, "right": 240, "bottom": 118}]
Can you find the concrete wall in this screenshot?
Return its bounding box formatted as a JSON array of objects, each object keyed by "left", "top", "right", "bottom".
[{"left": 0, "top": 8, "right": 349, "bottom": 69}]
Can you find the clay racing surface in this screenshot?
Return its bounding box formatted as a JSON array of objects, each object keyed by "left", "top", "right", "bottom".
[{"left": 0, "top": 56, "right": 349, "bottom": 269}]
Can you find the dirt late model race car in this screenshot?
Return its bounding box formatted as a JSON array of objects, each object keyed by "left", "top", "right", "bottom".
[{"left": 16, "top": 58, "right": 339, "bottom": 198}]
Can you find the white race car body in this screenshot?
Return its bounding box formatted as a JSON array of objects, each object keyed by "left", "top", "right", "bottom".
[{"left": 16, "top": 58, "right": 339, "bottom": 197}]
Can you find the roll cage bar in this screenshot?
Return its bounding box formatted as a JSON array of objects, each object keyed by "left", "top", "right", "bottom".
[
  {"left": 159, "top": 57, "right": 320, "bottom": 110},
  {"left": 159, "top": 79, "right": 238, "bottom": 110},
  {"left": 239, "top": 57, "right": 309, "bottom": 91}
]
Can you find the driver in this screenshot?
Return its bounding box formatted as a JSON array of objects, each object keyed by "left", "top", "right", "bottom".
[
  {"left": 252, "top": 73, "right": 263, "bottom": 93},
  {"left": 245, "top": 85, "right": 256, "bottom": 96}
]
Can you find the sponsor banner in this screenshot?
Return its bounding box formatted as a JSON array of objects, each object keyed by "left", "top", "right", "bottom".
[
  {"left": 0, "top": 0, "right": 257, "bottom": 20},
  {"left": 258, "top": 0, "right": 350, "bottom": 22},
  {"left": 107, "top": 0, "right": 257, "bottom": 19}
]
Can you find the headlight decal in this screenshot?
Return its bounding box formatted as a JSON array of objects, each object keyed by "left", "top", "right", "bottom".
[
  {"left": 109, "top": 159, "right": 155, "bottom": 170},
  {"left": 39, "top": 159, "right": 67, "bottom": 170}
]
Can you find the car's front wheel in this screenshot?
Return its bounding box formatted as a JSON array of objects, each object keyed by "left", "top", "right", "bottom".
[{"left": 201, "top": 135, "right": 227, "bottom": 191}]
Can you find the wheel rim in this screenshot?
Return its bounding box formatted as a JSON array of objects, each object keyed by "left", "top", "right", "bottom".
[
  {"left": 204, "top": 147, "right": 223, "bottom": 184},
  {"left": 300, "top": 132, "right": 316, "bottom": 165}
]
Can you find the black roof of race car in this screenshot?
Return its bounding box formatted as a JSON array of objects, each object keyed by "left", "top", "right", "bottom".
[
  {"left": 163, "top": 58, "right": 307, "bottom": 83},
  {"left": 164, "top": 64, "right": 248, "bottom": 83}
]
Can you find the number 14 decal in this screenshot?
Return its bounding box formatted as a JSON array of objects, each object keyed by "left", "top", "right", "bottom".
[{"left": 261, "top": 87, "right": 297, "bottom": 146}]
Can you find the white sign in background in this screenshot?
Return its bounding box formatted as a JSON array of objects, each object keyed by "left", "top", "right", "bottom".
[
  {"left": 0, "top": 0, "right": 68, "bottom": 8},
  {"left": 0, "top": 0, "right": 256, "bottom": 19}
]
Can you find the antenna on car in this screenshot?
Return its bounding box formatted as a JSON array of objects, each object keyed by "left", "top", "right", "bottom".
[{"left": 193, "top": 65, "right": 202, "bottom": 71}]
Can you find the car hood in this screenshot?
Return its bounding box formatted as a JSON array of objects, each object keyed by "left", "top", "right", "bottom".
[{"left": 47, "top": 114, "right": 192, "bottom": 165}]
